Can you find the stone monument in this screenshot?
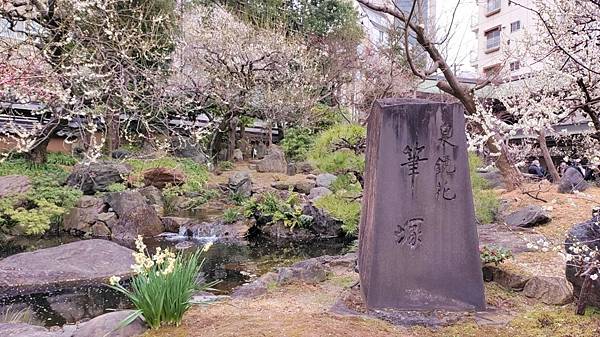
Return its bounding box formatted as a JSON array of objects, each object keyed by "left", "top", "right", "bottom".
[{"left": 359, "top": 99, "right": 485, "bottom": 311}]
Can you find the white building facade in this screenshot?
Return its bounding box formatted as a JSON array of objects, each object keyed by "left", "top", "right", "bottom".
[{"left": 471, "top": 0, "right": 538, "bottom": 79}]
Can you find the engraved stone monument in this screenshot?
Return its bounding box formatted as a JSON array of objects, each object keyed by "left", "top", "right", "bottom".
[{"left": 359, "top": 99, "right": 485, "bottom": 311}]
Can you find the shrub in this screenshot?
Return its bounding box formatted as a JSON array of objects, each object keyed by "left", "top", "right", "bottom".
[
  {"left": 314, "top": 194, "right": 360, "bottom": 236},
  {"left": 106, "top": 183, "right": 127, "bottom": 193},
  {"left": 228, "top": 190, "right": 249, "bottom": 206},
  {"left": 469, "top": 153, "right": 500, "bottom": 224},
  {"left": 280, "top": 127, "right": 314, "bottom": 162},
  {"left": 223, "top": 208, "right": 241, "bottom": 224},
  {"left": 0, "top": 157, "right": 82, "bottom": 235},
  {"left": 309, "top": 124, "right": 366, "bottom": 174},
  {"left": 108, "top": 237, "right": 217, "bottom": 330},
  {"left": 242, "top": 192, "right": 310, "bottom": 230},
  {"left": 217, "top": 161, "right": 234, "bottom": 171},
  {"left": 480, "top": 245, "right": 513, "bottom": 265}
]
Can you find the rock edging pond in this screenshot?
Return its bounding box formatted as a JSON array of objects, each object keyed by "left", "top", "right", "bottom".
[{"left": 0, "top": 240, "right": 134, "bottom": 299}]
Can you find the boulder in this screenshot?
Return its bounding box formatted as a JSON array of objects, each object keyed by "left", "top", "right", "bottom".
[
  {"left": 63, "top": 196, "right": 108, "bottom": 235},
  {"left": 523, "top": 276, "right": 573, "bottom": 305},
  {"left": 308, "top": 187, "right": 332, "bottom": 201},
  {"left": 297, "top": 162, "right": 314, "bottom": 174},
  {"left": 105, "top": 191, "right": 164, "bottom": 245},
  {"left": 232, "top": 256, "right": 332, "bottom": 298},
  {"left": 0, "top": 240, "right": 134, "bottom": 299},
  {"left": 143, "top": 167, "right": 185, "bottom": 189},
  {"left": 286, "top": 163, "right": 297, "bottom": 176},
  {"left": 482, "top": 265, "right": 530, "bottom": 290},
  {"left": 228, "top": 171, "right": 252, "bottom": 198},
  {"left": 558, "top": 166, "right": 589, "bottom": 193},
  {"left": 90, "top": 222, "right": 112, "bottom": 238},
  {"left": 170, "top": 138, "right": 208, "bottom": 164},
  {"left": 0, "top": 323, "right": 62, "bottom": 337},
  {"left": 138, "top": 186, "right": 165, "bottom": 216},
  {"left": 73, "top": 310, "right": 147, "bottom": 337},
  {"left": 67, "top": 162, "right": 131, "bottom": 195},
  {"left": 256, "top": 145, "right": 287, "bottom": 173},
  {"left": 271, "top": 181, "right": 292, "bottom": 191},
  {"left": 316, "top": 173, "right": 337, "bottom": 188},
  {"left": 294, "top": 180, "right": 316, "bottom": 195},
  {"left": 255, "top": 143, "right": 268, "bottom": 159},
  {"left": 504, "top": 205, "right": 551, "bottom": 228},
  {"left": 233, "top": 149, "right": 244, "bottom": 162},
  {"left": 111, "top": 149, "right": 130, "bottom": 159},
  {"left": 477, "top": 169, "right": 505, "bottom": 189},
  {"left": 0, "top": 175, "right": 31, "bottom": 198},
  {"left": 260, "top": 221, "right": 315, "bottom": 241},
  {"left": 565, "top": 210, "right": 600, "bottom": 307},
  {"left": 303, "top": 203, "right": 344, "bottom": 238},
  {"left": 162, "top": 216, "right": 193, "bottom": 233}
]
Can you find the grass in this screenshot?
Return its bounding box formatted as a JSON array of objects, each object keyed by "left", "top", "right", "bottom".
[{"left": 0, "top": 305, "right": 33, "bottom": 324}]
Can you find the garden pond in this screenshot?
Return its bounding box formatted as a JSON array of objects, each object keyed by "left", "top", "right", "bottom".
[{"left": 0, "top": 234, "right": 351, "bottom": 327}]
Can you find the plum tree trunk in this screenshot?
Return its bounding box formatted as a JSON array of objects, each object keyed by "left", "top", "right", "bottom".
[
  {"left": 538, "top": 130, "right": 560, "bottom": 183},
  {"left": 27, "top": 137, "right": 50, "bottom": 165},
  {"left": 227, "top": 116, "right": 238, "bottom": 161}
]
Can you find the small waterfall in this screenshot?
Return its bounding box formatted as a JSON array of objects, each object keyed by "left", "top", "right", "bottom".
[
  {"left": 191, "top": 224, "right": 218, "bottom": 243},
  {"left": 179, "top": 225, "right": 189, "bottom": 237}
]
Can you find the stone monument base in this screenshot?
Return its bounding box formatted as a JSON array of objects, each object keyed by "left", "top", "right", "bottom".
[{"left": 331, "top": 287, "right": 500, "bottom": 328}]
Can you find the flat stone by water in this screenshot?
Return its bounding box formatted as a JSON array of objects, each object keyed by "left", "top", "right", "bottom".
[{"left": 0, "top": 239, "right": 134, "bottom": 299}]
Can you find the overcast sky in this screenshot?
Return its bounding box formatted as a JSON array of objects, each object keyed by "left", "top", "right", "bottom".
[{"left": 435, "top": 0, "right": 479, "bottom": 74}]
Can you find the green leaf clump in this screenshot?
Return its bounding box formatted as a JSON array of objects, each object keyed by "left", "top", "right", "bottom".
[
  {"left": 243, "top": 191, "right": 311, "bottom": 230},
  {"left": 314, "top": 194, "right": 360, "bottom": 236},
  {"left": 309, "top": 124, "right": 366, "bottom": 174}
]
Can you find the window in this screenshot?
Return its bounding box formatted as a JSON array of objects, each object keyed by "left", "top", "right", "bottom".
[
  {"left": 487, "top": 0, "right": 501, "bottom": 13},
  {"left": 509, "top": 61, "right": 521, "bottom": 72},
  {"left": 484, "top": 65, "right": 501, "bottom": 78},
  {"left": 485, "top": 27, "right": 501, "bottom": 50},
  {"left": 510, "top": 21, "right": 521, "bottom": 32}
]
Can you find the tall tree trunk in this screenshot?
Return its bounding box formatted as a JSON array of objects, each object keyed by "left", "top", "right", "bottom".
[
  {"left": 27, "top": 137, "right": 50, "bottom": 165},
  {"left": 538, "top": 129, "right": 560, "bottom": 183},
  {"left": 106, "top": 110, "right": 120, "bottom": 154},
  {"left": 227, "top": 116, "right": 238, "bottom": 161},
  {"left": 266, "top": 121, "right": 273, "bottom": 146}
]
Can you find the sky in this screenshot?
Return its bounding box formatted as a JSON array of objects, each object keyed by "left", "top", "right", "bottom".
[{"left": 435, "top": 0, "right": 479, "bottom": 75}]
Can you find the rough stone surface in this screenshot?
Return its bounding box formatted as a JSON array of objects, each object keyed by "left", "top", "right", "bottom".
[
  {"left": 90, "top": 222, "right": 112, "bottom": 237},
  {"left": 228, "top": 171, "right": 252, "bottom": 197},
  {"left": 523, "top": 276, "right": 573, "bottom": 305},
  {"left": 359, "top": 99, "right": 485, "bottom": 311},
  {"left": 232, "top": 255, "right": 347, "bottom": 298},
  {"left": 0, "top": 323, "right": 62, "bottom": 337},
  {"left": 308, "top": 187, "right": 332, "bottom": 201},
  {"left": 297, "top": 162, "right": 314, "bottom": 174},
  {"left": 171, "top": 138, "right": 208, "bottom": 164},
  {"left": 316, "top": 173, "right": 337, "bottom": 188},
  {"left": 0, "top": 175, "right": 31, "bottom": 198},
  {"left": 63, "top": 196, "right": 107, "bottom": 234},
  {"left": 138, "top": 186, "right": 165, "bottom": 216},
  {"left": 233, "top": 149, "right": 244, "bottom": 162},
  {"left": 105, "top": 191, "right": 164, "bottom": 245},
  {"left": 162, "top": 216, "right": 193, "bottom": 233},
  {"left": 73, "top": 310, "right": 147, "bottom": 337},
  {"left": 294, "top": 180, "right": 316, "bottom": 195},
  {"left": 482, "top": 265, "right": 530, "bottom": 290},
  {"left": 143, "top": 167, "right": 185, "bottom": 189},
  {"left": 271, "top": 181, "right": 292, "bottom": 191},
  {"left": 477, "top": 169, "right": 505, "bottom": 189},
  {"left": 565, "top": 212, "right": 600, "bottom": 307},
  {"left": 67, "top": 162, "right": 131, "bottom": 195},
  {"left": 558, "top": 166, "right": 589, "bottom": 193},
  {"left": 256, "top": 145, "right": 287, "bottom": 173},
  {"left": 286, "top": 163, "right": 297, "bottom": 176},
  {"left": 504, "top": 205, "right": 551, "bottom": 228},
  {"left": 0, "top": 240, "right": 134, "bottom": 299},
  {"left": 303, "top": 203, "right": 343, "bottom": 238}
]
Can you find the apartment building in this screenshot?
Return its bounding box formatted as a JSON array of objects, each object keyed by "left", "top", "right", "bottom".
[{"left": 471, "top": 0, "right": 537, "bottom": 79}]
